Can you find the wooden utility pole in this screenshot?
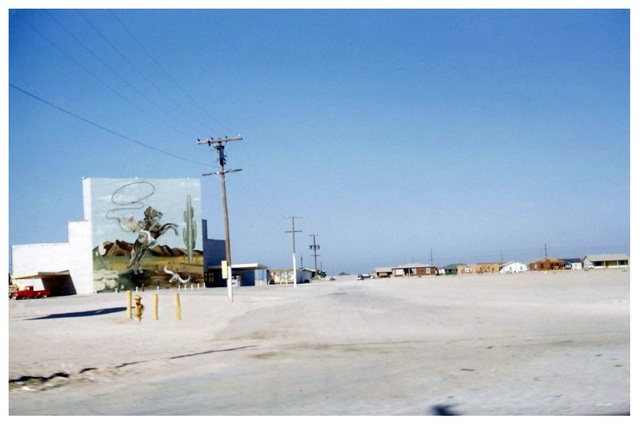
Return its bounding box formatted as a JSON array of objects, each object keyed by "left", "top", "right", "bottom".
[
  {"left": 285, "top": 216, "right": 301, "bottom": 287},
  {"left": 198, "top": 135, "right": 242, "bottom": 301},
  {"left": 309, "top": 234, "right": 320, "bottom": 276}
]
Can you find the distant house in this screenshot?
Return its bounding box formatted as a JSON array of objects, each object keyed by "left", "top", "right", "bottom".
[
  {"left": 457, "top": 262, "right": 501, "bottom": 275},
  {"left": 391, "top": 263, "right": 438, "bottom": 277},
  {"left": 374, "top": 267, "right": 393, "bottom": 278},
  {"left": 583, "top": 254, "right": 629, "bottom": 269},
  {"left": 529, "top": 257, "right": 565, "bottom": 271},
  {"left": 267, "top": 268, "right": 314, "bottom": 284},
  {"left": 442, "top": 264, "right": 463, "bottom": 276},
  {"left": 301, "top": 267, "right": 326, "bottom": 280},
  {"left": 499, "top": 261, "right": 528, "bottom": 273},
  {"left": 561, "top": 258, "right": 583, "bottom": 270}
]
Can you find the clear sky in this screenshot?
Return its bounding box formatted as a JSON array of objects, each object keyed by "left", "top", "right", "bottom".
[{"left": 5, "top": 4, "right": 632, "bottom": 275}]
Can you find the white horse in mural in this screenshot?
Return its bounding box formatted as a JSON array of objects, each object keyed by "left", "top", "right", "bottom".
[{"left": 118, "top": 206, "right": 178, "bottom": 275}]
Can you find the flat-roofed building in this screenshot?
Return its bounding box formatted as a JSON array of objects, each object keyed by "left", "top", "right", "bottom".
[{"left": 583, "top": 254, "right": 629, "bottom": 269}]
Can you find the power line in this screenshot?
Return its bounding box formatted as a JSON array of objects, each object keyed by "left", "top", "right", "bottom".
[
  {"left": 110, "top": 10, "right": 224, "bottom": 132},
  {"left": 14, "top": 11, "right": 194, "bottom": 138},
  {"left": 73, "top": 10, "right": 214, "bottom": 135},
  {"left": 10, "top": 83, "right": 210, "bottom": 167},
  {"left": 47, "top": 10, "right": 204, "bottom": 135}
]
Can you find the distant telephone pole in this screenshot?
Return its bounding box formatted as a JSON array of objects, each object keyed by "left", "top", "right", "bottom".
[
  {"left": 198, "top": 135, "right": 242, "bottom": 301},
  {"left": 285, "top": 216, "right": 302, "bottom": 287},
  {"left": 309, "top": 234, "right": 320, "bottom": 275}
]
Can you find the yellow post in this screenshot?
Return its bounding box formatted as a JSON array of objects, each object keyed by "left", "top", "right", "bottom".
[
  {"left": 174, "top": 293, "right": 182, "bottom": 321},
  {"left": 153, "top": 294, "right": 159, "bottom": 320},
  {"left": 126, "top": 290, "right": 132, "bottom": 319}
]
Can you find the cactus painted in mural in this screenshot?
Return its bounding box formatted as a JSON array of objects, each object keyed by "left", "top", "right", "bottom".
[{"left": 183, "top": 195, "right": 197, "bottom": 264}]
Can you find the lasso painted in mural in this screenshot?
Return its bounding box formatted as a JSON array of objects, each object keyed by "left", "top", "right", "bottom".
[{"left": 105, "top": 181, "right": 178, "bottom": 275}]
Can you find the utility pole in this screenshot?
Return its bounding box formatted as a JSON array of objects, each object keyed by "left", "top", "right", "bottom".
[
  {"left": 285, "top": 216, "right": 301, "bottom": 287},
  {"left": 430, "top": 248, "right": 433, "bottom": 265},
  {"left": 198, "top": 135, "right": 242, "bottom": 301},
  {"left": 544, "top": 243, "right": 548, "bottom": 258},
  {"left": 309, "top": 234, "right": 320, "bottom": 276}
]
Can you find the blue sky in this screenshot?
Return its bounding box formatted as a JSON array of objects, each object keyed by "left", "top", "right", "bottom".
[{"left": 5, "top": 6, "right": 632, "bottom": 275}]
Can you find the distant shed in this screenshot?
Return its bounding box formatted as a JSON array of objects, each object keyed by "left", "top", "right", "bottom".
[{"left": 374, "top": 267, "right": 393, "bottom": 278}]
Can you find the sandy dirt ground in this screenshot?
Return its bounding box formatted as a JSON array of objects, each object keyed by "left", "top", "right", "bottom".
[{"left": 7, "top": 269, "right": 630, "bottom": 416}]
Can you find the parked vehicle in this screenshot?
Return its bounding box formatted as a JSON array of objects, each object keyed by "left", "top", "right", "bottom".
[{"left": 11, "top": 286, "right": 50, "bottom": 300}]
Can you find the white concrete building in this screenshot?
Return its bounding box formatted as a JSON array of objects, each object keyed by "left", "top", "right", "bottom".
[{"left": 11, "top": 221, "right": 94, "bottom": 295}]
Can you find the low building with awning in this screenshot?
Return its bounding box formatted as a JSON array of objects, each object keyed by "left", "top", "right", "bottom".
[
  {"left": 11, "top": 220, "right": 94, "bottom": 295},
  {"left": 11, "top": 271, "right": 77, "bottom": 296},
  {"left": 205, "top": 263, "right": 269, "bottom": 287},
  {"left": 583, "top": 254, "right": 629, "bottom": 269}
]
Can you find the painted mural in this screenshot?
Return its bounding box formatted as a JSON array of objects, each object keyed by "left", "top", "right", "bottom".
[{"left": 87, "top": 178, "right": 203, "bottom": 292}]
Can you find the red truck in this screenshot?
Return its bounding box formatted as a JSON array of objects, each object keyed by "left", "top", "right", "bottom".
[{"left": 11, "top": 286, "right": 50, "bottom": 300}]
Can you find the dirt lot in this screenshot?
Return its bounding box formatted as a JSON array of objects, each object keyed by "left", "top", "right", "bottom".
[{"left": 8, "top": 269, "right": 630, "bottom": 416}]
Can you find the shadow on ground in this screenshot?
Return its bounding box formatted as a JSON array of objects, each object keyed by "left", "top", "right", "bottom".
[
  {"left": 28, "top": 307, "right": 127, "bottom": 320},
  {"left": 431, "top": 404, "right": 459, "bottom": 415}
]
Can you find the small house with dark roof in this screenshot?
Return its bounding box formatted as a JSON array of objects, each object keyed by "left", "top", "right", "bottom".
[
  {"left": 561, "top": 258, "right": 583, "bottom": 270},
  {"left": 442, "top": 264, "right": 463, "bottom": 275}
]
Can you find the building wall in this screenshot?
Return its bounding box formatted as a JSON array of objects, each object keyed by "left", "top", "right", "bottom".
[
  {"left": 202, "top": 219, "right": 226, "bottom": 270},
  {"left": 68, "top": 221, "right": 94, "bottom": 294},
  {"left": 201, "top": 219, "right": 227, "bottom": 287}
]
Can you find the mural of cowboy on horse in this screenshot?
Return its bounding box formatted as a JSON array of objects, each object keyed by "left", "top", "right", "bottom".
[{"left": 118, "top": 206, "right": 179, "bottom": 275}]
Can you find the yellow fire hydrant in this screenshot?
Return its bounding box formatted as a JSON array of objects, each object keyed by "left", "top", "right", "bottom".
[{"left": 134, "top": 294, "right": 144, "bottom": 321}]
